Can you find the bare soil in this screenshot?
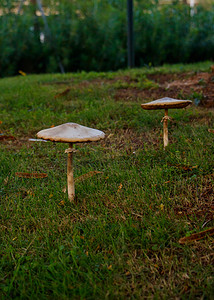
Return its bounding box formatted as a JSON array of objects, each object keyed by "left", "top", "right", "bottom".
[{"left": 114, "top": 71, "right": 214, "bottom": 108}]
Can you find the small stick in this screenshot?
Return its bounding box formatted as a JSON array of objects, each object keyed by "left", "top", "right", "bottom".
[
  {"left": 67, "top": 143, "right": 75, "bottom": 201},
  {"left": 163, "top": 109, "right": 169, "bottom": 148}
]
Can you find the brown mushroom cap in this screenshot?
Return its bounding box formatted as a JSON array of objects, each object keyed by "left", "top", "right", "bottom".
[
  {"left": 37, "top": 123, "right": 105, "bottom": 143},
  {"left": 141, "top": 97, "right": 192, "bottom": 110}
]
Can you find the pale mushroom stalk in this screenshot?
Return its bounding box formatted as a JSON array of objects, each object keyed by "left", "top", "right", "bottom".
[
  {"left": 66, "top": 142, "right": 75, "bottom": 201},
  {"left": 36, "top": 123, "right": 105, "bottom": 202},
  {"left": 141, "top": 97, "right": 192, "bottom": 148},
  {"left": 163, "top": 109, "right": 169, "bottom": 148}
]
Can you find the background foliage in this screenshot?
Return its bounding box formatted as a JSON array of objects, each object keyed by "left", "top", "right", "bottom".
[{"left": 0, "top": 0, "right": 213, "bottom": 77}]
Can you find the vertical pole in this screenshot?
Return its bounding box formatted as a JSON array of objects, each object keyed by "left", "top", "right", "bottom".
[
  {"left": 36, "top": 0, "right": 65, "bottom": 73},
  {"left": 127, "top": 0, "right": 134, "bottom": 68},
  {"left": 163, "top": 109, "right": 169, "bottom": 149},
  {"left": 17, "top": 0, "right": 25, "bottom": 14},
  {"left": 67, "top": 143, "right": 75, "bottom": 201},
  {"left": 190, "top": 0, "right": 195, "bottom": 17}
]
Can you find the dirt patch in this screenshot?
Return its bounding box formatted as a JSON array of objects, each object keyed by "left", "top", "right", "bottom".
[
  {"left": 114, "top": 86, "right": 177, "bottom": 103},
  {"left": 114, "top": 72, "right": 214, "bottom": 108},
  {"left": 41, "top": 70, "right": 214, "bottom": 108}
]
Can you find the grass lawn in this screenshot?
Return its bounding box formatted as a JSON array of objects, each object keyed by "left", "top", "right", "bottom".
[{"left": 0, "top": 62, "right": 214, "bottom": 299}]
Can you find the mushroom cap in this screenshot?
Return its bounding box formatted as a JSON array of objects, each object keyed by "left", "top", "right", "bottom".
[
  {"left": 141, "top": 97, "right": 192, "bottom": 110},
  {"left": 36, "top": 123, "right": 105, "bottom": 143}
]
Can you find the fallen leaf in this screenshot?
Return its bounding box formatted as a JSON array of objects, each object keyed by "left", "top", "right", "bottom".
[
  {"left": 182, "top": 273, "right": 190, "bottom": 279},
  {"left": 160, "top": 204, "right": 164, "bottom": 211},
  {"left": 0, "top": 135, "right": 16, "bottom": 141},
  {"left": 117, "top": 183, "right": 123, "bottom": 192},
  {"left": 54, "top": 88, "right": 71, "bottom": 98},
  {"left": 179, "top": 227, "right": 214, "bottom": 244},
  {"left": 95, "top": 245, "right": 100, "bottom": 251},
  {"left": 167, "top": 163, "right": 198, "bottom": 171},
  {"left": 208, "top": 129, "right": 214, "bottom": 133},
  {"left": 107, "top": 133, "right": 114, "bottom": 139},
  {"left": 75, "top": 171, "right": 103, "bottom": 183},
  {"left": 4, "top": 177, "right": 9, "bottom": 184},
  {"left": 19, "top": 70, "right": 26, "bottom": 76},
  {"left": 125, "top": 271, "right": 130, "bottom": 275},
  {"left": 15, "top": 172, "right": 48, "bottom": 178}
]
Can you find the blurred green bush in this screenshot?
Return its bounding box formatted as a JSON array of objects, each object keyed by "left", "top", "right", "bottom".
[{"left": 0, "top": 0, "right": 213, "bottom": 77}]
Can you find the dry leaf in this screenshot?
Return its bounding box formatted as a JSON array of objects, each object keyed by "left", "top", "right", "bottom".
[
  {"left": 4, "top": 177, "right": 9, "bottom": 184},
  {"left": 0, "top": 135, "right": 16, "bottom": 141},
  {"left": 179, "top": 227, "right": 214, "bottom": 244},
  {"left": 168, "top": 163, "right": 198, "bottom": 171},
  {"left": 160, "top": 204, "right": 164, "bottom": 211},
  {"left": 75, "top": 171, "right": 102, "bottom": 183},
  {"left": 54, "top": 88, "right": 71, "bottom": 98},
  {"left": 208, "top": 129, "right": 214, "bottom": 133},
  {"left": 15, "top": 172, "right": 48, "bottom": 178},
  {"left": 19, "top": 70, "right": 26, "bottom": 76},
  {"left": 117, "top": 183, "right": 123, "bottom": 192},
  {"left": 107, "top": 133, "right": 114, "bottom": 139}
]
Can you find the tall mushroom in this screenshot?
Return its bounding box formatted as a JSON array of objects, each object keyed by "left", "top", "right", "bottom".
[
  {"left": 141, "top": 97, "right": 192, "bottom": 148},
  {"left": 36, "top": 123, "right": 105, "bottom": 201}
]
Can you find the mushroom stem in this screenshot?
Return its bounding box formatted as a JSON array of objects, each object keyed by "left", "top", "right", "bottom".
[
  {"left": 67, "top": 142, "right": 75, "bottom": 201},
  {"left": 163, "top": 109, "right": 169, "bottom": 148}
]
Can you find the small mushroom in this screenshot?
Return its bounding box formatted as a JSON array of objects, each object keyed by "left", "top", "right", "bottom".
[
  {"left": 141, "top": 97, "right": 192, "bottom": 148},
  {"left": 36, "top": 123, "right": 105, "bottom": 201}
]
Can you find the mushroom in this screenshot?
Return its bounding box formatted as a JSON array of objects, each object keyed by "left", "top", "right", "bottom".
[
  {"left": 36, "top": 123, "right": 105, "bottom": 201},
  {"left": 141, "top": 97, "right": 192, "bottom": 148}
]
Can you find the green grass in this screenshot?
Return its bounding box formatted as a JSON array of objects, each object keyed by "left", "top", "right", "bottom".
[{"left": 0, "top": 62, "right": 214, "bottom": 299}]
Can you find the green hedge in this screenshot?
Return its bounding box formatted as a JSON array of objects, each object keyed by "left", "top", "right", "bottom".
[{"left": 0, "top": 1, "right": 213, "bottom": 77}]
